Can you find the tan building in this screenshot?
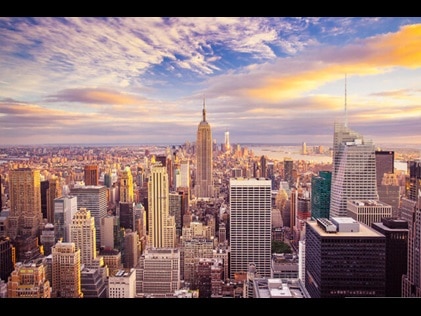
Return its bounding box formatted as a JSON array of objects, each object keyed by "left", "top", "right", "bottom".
[
  {"left": 70, "top": 208, "right": 97, "bottom": 265},
  {"left": 7, "top": 259, "right": 51, "bottom": 298},
  {"left": 347, "top": 199, "right": 393, "bottom": 226},
  {"left": 108, "top": 268, "right": 136, "bottom": 298},
  {"left": 51, "top": 241, "right": 83, "bottom": 298},
  {"left": 136, "top": 248, "right": 180, "bottom": 298}
]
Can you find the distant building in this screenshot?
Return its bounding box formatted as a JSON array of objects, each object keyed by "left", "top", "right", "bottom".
[
  {"left": 84, "top": 164, "right": 99, "bottom": 186},
  {"left": 195, "top": 99, "right": 214, "bottom": 199}
]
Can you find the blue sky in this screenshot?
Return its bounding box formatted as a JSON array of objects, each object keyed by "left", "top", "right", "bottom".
[{"left": 1, "top": 17, "right": 421, "bottom": 147}]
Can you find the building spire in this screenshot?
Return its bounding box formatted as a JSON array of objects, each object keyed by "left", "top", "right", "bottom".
[
  {"left": 202, "top": 95, "right": 206, "bottom": 122},
  {"left": 344, "top": 73, "right": 348, "bottom": 127}
]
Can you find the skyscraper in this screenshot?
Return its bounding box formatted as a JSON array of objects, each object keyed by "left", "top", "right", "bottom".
[
  {"left": 8, "top": 168, "right": 43, "bottom": 239},
  {"left": 147, "top": 163, "right": 176, "bottom": 248},
  {"left": 401, "top": 160, "right": 421, "bottom": 297},
  {"left": 195, "top": 99, "right": 213, "bottom": 199},
  {"left": 229, "top": 178, "right": 272, "bottom": 279},
  {"left": 70, "top": 184, "right": 107, "bottom": 250},
  {"left": 375, "top": 150, "right": 394, "bottom": 186},
  {"left": 224, "top": 130, "right": 230, "bottom": 152},
  {"left": 311, "top": 171, "right": 332, "bottom": 219},
  {"left": 51, "top": 241, "right": 83, "bottom": 298},
  {"left": 70, "top": 208, "right": 97, "bottom": 266},
  {"left": 54, "top": 195, "right": 78, "bottom": 243},
  {"left": 84, "top": 164, "right": 99, "bottom": 186},
  {"left": 329, "top": 122, "right": 378, "bottom": 218},
  {"left": 119, "top": 166, "right": 134, "bottom": 203}
]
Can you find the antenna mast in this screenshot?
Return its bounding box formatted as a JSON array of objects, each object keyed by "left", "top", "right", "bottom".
[{"left": 344, "top": 74, "right": 348, "bottom": 127}]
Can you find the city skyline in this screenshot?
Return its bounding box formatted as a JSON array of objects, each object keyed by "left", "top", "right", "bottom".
[{"left": 1, "top": 17, "right": 421, "bottom": 146}]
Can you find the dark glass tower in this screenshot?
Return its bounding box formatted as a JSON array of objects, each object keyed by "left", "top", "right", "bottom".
[{"left": 311, "top": 171, "right": 332, "bottom": 219}]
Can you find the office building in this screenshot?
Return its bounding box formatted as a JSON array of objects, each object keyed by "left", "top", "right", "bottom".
[
  {"left": 0, "top": 237, "right": 14, "bottom": 284},
  {"left": 8, "top": 168, "right": 42, "bottom": 240},
  {"left": 305, "top": 217, "right": 386, "bottom": 298},
  {"left": 401, "top": 160, "right": 421, "bottom": 297},
  {"left": 47, "top": 176, "right": 62, "bottom": 224},
  {"left": 70, "top": 184, "right": 107, "bottom": 250},
  {"left": 347, "top": 199, "right": 393, "bottom": 227},
  {"left": 311, "top": 171, "right": 331, "bottom": 219},
  {"left": 51, "top": 241, "right": 83, "bottom": 298},
  {"left": 70, "top": 208, "right": 97, "bottom": 265},
  {"left": 119, "top": 166, "right": 134, "bottom": 203},
  {"left": 8, "top": 168, "right": 43, "bottom": 261},
  {"left": 330, "top": 122, "right": 378, "bottom": 218},
  {"left": 229, "top": 177, "right": 272, "bottom": 279},
  {"left": 108, "top": 268, "right": 136, "bottom": 298},
  {"left": 80, "top": 264, "right": 107, "bottom": 298},
  {"left": 84, "top": 164, "right": 99, "bottom": 186},
  {"left": 147, "top": 163, "right": 176, "bottom": 248},
  {"left": 54, "top": 195, "right": 78, "bottom": 242},
  {"left": 195, "top": 99, "right": 213, "bottom": 199},
  {"left": 283, "top": 158, "right": 294, "bottom": 187},
  {"left": 123, "top": 229, "right": 140, "bottom": 269},
  {"left": 375, "top": 150, "right": 394, "bottom": 186},
  {"left": 371, "top": 217, "right": 408, "bottom": 297},
  {"left": 7, "top": 259, "right": 51, "bottom": 298},
  {"left": 136, "top": 248, "right": 180, "bottom": 298}
]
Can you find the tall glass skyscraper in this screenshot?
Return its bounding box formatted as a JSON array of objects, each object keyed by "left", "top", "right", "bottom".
[
  {"left": 229, "top": 178, "right": 272, "bottom": 279},
  {"left": 330, "top": 122, "right": 378, "bottom": 218},
  {"left": 195, "top": 99, "right": 213, "bottom": 199}
]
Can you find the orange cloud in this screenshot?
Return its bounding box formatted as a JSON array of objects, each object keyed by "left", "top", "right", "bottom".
[{"left": 245, "top": 23, "right": 421, "bottom": 102}]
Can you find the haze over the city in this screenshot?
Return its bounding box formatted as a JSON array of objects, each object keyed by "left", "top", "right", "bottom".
[{"left": 1, "top": 17, "right": 421, "bottom": 146}]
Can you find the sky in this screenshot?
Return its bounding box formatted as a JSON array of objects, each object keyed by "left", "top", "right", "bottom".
[{"left": 1, "top": 17, "right": 421, "bottom": 148}]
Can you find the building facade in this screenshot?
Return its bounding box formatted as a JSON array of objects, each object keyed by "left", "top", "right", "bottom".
[{"left": 229, "top": 178, "right": 272, "bottom": 279}]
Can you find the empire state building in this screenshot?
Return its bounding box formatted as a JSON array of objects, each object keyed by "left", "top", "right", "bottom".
[{"left": 195, "top": 99, "right": 213, "bottom": 199}]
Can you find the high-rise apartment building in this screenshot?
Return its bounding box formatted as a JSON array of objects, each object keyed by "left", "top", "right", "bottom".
[
  {"left": 84, "top": 164, "right": 99, "bottom": 186},
  {"left": 229, "top": 178, "right": 272, "bottom": 279},
  {"left": 330, "top": 122, "right": 378, "bottom": 218},
  {"left": 70, "top": 208, "right": 97, "bottom": 266},
  {"left": 51, "top": 241, "right": 83, "bottom": 298},
  {"left": 195, "top": 99, "right": 213, "bottom": 199},
  {"left": 147, "top": 163, "right": 176, "bottom": 248},
  {"left": 305, "top": 217, "right": 386, "bottom": 298}
]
